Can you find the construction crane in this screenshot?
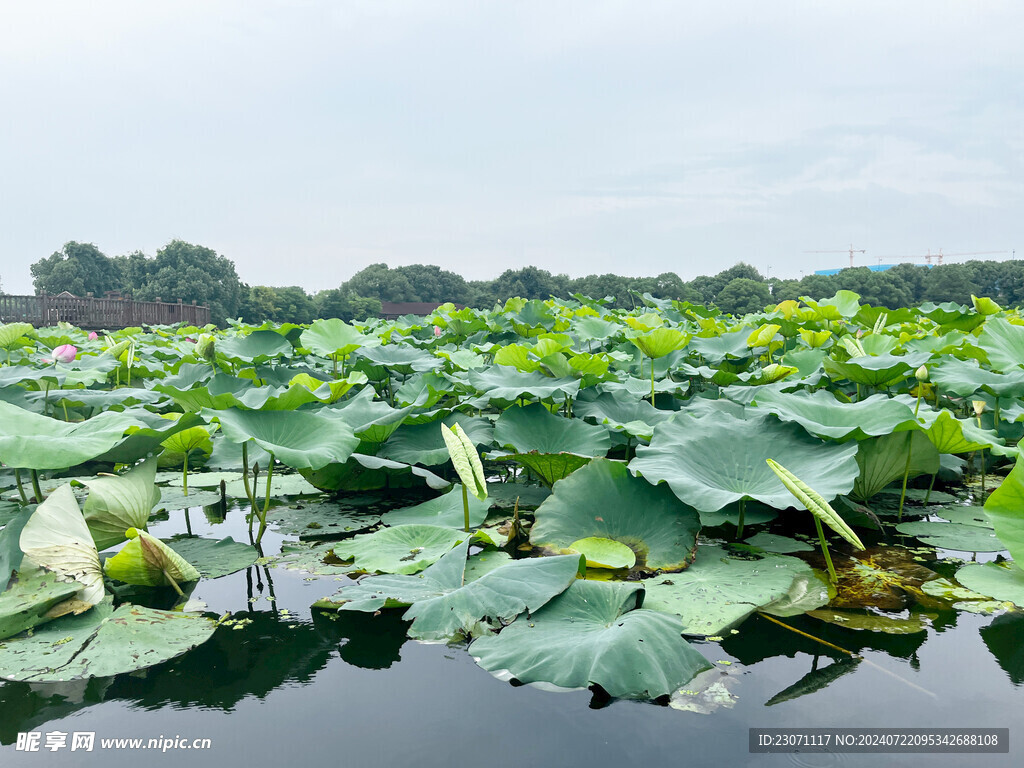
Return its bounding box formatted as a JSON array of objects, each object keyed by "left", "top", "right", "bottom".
[
  {"left": 895, "top": 249, "right": 1010, "bottom": 266},
  {"left": 804, "top": 244, "right": 866, "bottom": 269}
]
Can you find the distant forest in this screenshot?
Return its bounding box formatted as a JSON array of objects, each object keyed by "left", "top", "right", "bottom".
[{"left": 15, "top": 240, "right": 1024, "bottom": 325}]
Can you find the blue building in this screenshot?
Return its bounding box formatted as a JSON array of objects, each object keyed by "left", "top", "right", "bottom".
[{"left": 813, "top": 263, "right": 904, "bottom": 276}]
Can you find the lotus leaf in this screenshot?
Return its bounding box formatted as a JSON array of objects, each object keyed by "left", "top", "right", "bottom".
[
  {"left": 203, "top": 407, "right": 359, "bottom": 471},
  {"left": 217, "top": 330, "right": 293, "bottom": 361},
  {"left": 0, "top": 402, "right": 137, "bottom": 470},
  {"left": 749, "top": 390, "right": 919, "bottom": 441},
  {"left": 300, "top": 318, "right": 368, "bottom": 359},
  {"left": 467, "top": 367, "right": 580, "bottom": 403},
  {"left": 823, "top": 352, "right": 930, "bottom": 388},
  {"left": 531, "top": 459, "right": 700, "bottom": 572},
  {"left": 0, "top": 507, "right": 30, "bottom": 590},
  {"left": 895, "top": 521, "right": 1003, "bottom": 552},
  {"left": 493, "top": 403, "right": 610, "bottom": 457},
  {"left": 268, "top": 502, "right": 381, "bottom": 538},
  {"left": 83, "top": 457, "right": 161, "bottom": 550},
  {"left": 332, "top": 524, "right": 466, "bottom": 574},
  {"left": 300, "top": 454, "right": 449, "bottom": 493},
  {"left": 573, "top": 389, "right": 671, "bottom": 440},
  {"left": 441, "top": 423, "right": 487, "bottom": 501},
  {"left": 917, "top": 408, "right": 1000, "bottom": 454},
  {"left": 0, "top": 566, "right": 81, "bottom": 641},
  {"left": 103, "top": 528, "right": 201, "bottom": 589},
  {"left": 378, "top": 414, "right": 494, "bottom": 466},
  {"left": 807, "top": 609, "right": 931, "bottom": 634},
  {"left": 380, "top": 485, "right": 490, "bottom": 529},
  {"left": 357, "top": 344, "right": 442, "bottom": 373},
  {"left": 955, "top": 561, "right": 1024, "bottom": 607},
  {"left": 20, "top": 485, "right": 105, "bottom": 605},
  {"left": 982, "top": 455, "right": 1024, "bottom": 563},
  {"left": 162, "top": 536, "right": 258, "bottom": 578},
  {"left": 155, "top": 488, "right": 223, "bottom": 511},
  {"left": 743, "top": 532, "right": 814, "bottom": 554},
  {"left": 851, "top": 432, "right": 940, "bottom": 502},
  {"left": 471, "top": 579, "right": 712, "bottom": 699},
  {"left": 569, "top": 537, "right": 636, "bottom": 569},
  {"left": 642, "top": 546, "right": 814, "bottom": 635},
  {"left": 930, "top": 358, "right": 1024, "bottom": 398},
  {"left": 222, "top": 473, "right": 320, "bottom": 498},
  {"left": 977, "top": 316, "right": 1024, "bottom": 372},
  {"left": 760, "top": 570, "right": 833, "bottom": 617},
  {"left": 0, "top": 597, "right": 216, "bottom": 682},
  {"left": 631, "top": 412, "right": 859, "bottom": 511}
]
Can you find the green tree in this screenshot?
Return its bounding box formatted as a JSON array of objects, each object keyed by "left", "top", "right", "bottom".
[
  {"left": 690, "top": 263, "right": 763, "bottom": 305},
  {"left": 715, "top": 277, "right": 772, "bottom": 315},
  {"left": 922, "top": 264, "right": 980, "bottom": 304},
  {"left": 133, "top": 240, "right": 243, "bottom": 325},
  {"left": 31, "top": 242, "right": 122, "bottom": 297},
  {"left": 315, "top": 289, "right": 381, "bottom": 321},
  {"left": 269, "top": 286, "right": 317, "bottom": 324}
]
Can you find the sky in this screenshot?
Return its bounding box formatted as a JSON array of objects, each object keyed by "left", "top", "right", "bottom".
[{"left": 1, "top": 1, "right": 1021, "bottom": 295}]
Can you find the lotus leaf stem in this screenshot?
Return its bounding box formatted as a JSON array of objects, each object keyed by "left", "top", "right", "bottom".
[
  {"left": 924, "top": 473, "right": 937, "bottom": 504},
  {"left": 462, "top": 482, "right": 470, "bottom": 533},
  {"left": 813, "top": 515, "right": 837, "bottom": 584},
  {"left": 736, "top": 498, "right": 746, "bottom": 539},
  {"left": 182, "top": 449, "right": 191, "bottom": 496},
  {"left": 14, "top": 469, "right": 28, "bottom": 505},
  {"left": 163, "top": 569, "right": 184, "bottom": 597},
  {"left": 255, "top": 453, "right": 274, "bottom": 545},
  {"left": 897, "top": 433, "right": 913, "bottom": 521},
  {"left": 30, "top": 469, "right": 43, "bottom": 503}
]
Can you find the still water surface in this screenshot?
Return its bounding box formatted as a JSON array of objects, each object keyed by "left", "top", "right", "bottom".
[{"left": 1, "top": 503, "right": 1020, "bottom": 768}]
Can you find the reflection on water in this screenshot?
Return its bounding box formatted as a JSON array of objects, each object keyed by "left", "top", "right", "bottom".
[{"left": 1, "top": 501, "right": 1021, "bottom": 767}]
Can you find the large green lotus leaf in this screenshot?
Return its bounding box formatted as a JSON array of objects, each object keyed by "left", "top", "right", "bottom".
[
  {"left": 823, "top": 352, "right": 930, "bottom": 388},
  {"left": 380, "top": 486, "right": 490, "bottom": 528},
  {"left": 83, "top": 457, "right": 161, "bottom": 551},
  {"left": 0, "top": 597, "right": 216, "bottom": 682},
  {"left": 0, "top": 507, "right": 31, "bottom": 591},
  {"left": 573, "top": 389, "right": 672, "bottom": 440},
  {"left": 356, "top": 344, "right": 442, "bottom": 373},
  {"left": 162, "top": 536, "right": 258, "bottom": 578},
  {"left": 467, "top": 366, "right": 580, "bottom": 403},
  {"left": 631, "top": 327, "right": 690, "bottom": 359},
  {"left": 689, "top": 330, "right": 752, "bottom": 364},
  {"left": 300, "top": 318, "right": 368, "bottom": 358},
  {"left": 96, "top": 410, "right": 209, "bottom": 465},
  {"left": 103, "top": 528, "right": 201, "bottom": 588},
  {"left": 895, "top": 520, "right": 1003, "bottom": 552},
  {"left": 471, "top": 580, "right": 712, "bottom": 699},
  {"left": 0, "top": 402, "right": 138, "bottom": 470},
  {"left": 268, "top": 501, "right": 381, "bottom": 538},
  {"left": 749, "top": 390, "right": 919, "bottom": 441},
  {"left": 0, "top": 566, "right": 81, "bottom": 641},
  {"left": 851, "top": 432, "right": 940, "bottom": 502},
  {"left": 977, "top": 317, "right": 1024, "bottom": 372},
  {"left": 217, "top": 330, "right": 293, "bottom": 361},
  {"left": 531, "top": 459, "right": 700, "bottom": 572},
  {"left": 917, "top": 408, "right": 1001, "bottom": 454},
  {"left": 642, "top": 546, "right": 813, "bottom": 636},
  {"left": 299, "top": 453, "right": 450, "bottom": 493},
  {"left": 0, "top": 322, "right": 33, "bottom": 351},
  {"left": 930, "top": 358, "right": 1024, "bottom": 398},
  {"left": 20, "top": 485, "right": 105, "bottom": 605},
  {"left": 982, "top": 455, "right": 1024, "bottom": 563},
  {"left": 934, "top": 506, "right": 990, "bottom": 526},
  {"left": 202, "top": 407, "right": 359, "bottom": 471},
  {"left": 955, "top": 562, "right": 1024, "bottom": 607},
  {"left": 379, "top": 413, "right": 494, "bottom": 466},
  {"left": 322, "top": 390, "right": 412, "bottom": 443},
  {"left": 332, "top": 524, "right": 466, "bottom": 574},
  {"left": 493, "top": 403, "right": 610, "bottom": 456},
  {"left": 743, "top": 532, "right": 814, "bottom": 554},
  {"left": 631, "top": 412, "right": 859, "bottom": 511}
]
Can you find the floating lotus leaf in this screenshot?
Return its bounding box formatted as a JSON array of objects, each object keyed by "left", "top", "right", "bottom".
[
  {"left": 0, "top": 566, "right": 81, "bottom": 641},
  {"left": 851, "top": 432, "right": 940, "bottom": 502},
  {"left": 743, "top": 533, "right": 814, "bottom": 554},
  {"left": 955, "top": 562, "right": 1024, "bottom": 607},
  {"left": 0, "top": 597, "right": 216, "bottom": 682},
  {"left": 0, "top": 402, "right": 137, "bottom": 470},
  {"left": 642, "top": 546, "right": 813, "bottom": 636},
  {"left": 222, "top": 473, "right": 320, "bottom": 498},
  {"left": 981, "top": 455, "right": 1024, "bottom": 563},
  {"left": 760, "top": 570, "right": 834, "bottom": 617},
  {"left": 20, "top": 485, "right": 105, "bottom": 605},
  {"left": 202, "top": 407, "right": 359, "bottom": 471},
  {"left": 573, "top": 389, "right": 671, "bottom": 440},
  {"left": 324, "top": 541, "right": 585, "bottom": 641},
  {"left": 380, "top": 486, "right": 490, "bottom": 529},
  {"left": 162, "top": 536, "right": 258, "bottom": 578},
  {"left": 467, "top": 367, "right": 580, "bottom": 404},
  {"left": 273, "top": 540, "right": 359, "bottom": 575},
  {"left": 823, "top": 352, "right": 930, "bottom": 388},
  {"left": 299, "top": 454, "right": 449, "bottom": 493},
  {"left": 103, "top": 528, "right": 201, "bottom": 588},
  {"left": 471, "top": 579, "right": 712, "bottom": 699},
  {"left": 749, "top": 390, "right": 919, "bottom": 441},
  {"left": 531, "top": 459, "right": 700, "bottom": 572},
  {"left": 268, "top": 501, "right": 381, "bottom": 538},
  {"left": 631, "top": 412, "right": 859, "bottom": 511},
  {"left": 378, "top": 414, "right": 494, "bottom": 466},
  {"left": 895, "top": 521, "right": 1003, "bottom": 552},
  {"left": 807, "top": 609, "right": 931, "bottom": 634},
  {"left": 569, "top": 537, "right": 636, "bottom": 570},
  {"left": 82, "top": 457, "right": 161, "bottom": 550},
  {"left": 332, "top": 524, "right": 466, "bottom": 575},
  {"left": 464, "top": 550, "right": 513, "bottom": 581},
  {"left": 155, "top": 488, "right": 223, "bottom": 511},
  {"left": 699, "top": 502, "right": 778, "bottom": 528}
]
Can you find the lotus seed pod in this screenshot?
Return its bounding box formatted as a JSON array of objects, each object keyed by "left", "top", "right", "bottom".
[
  {"left": 972, "top": 400, "right": 986, "bottom": 417},
  {"left": 915, "top": 365, "right": 928, "bottom": 382}
]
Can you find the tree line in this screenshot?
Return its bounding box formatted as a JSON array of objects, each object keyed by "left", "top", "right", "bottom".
[{"left": 17, "top": 241, "right": 1024, "bottom": 325}]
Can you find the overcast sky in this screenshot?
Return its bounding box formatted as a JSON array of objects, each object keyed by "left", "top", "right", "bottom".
[{"left": 1, "top": 1, "right": 1021, "bottom": 295}]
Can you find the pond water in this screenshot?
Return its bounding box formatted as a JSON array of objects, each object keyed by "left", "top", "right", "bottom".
[{"left": 1, "top": 501, "right": 1020, "bottom": 768}]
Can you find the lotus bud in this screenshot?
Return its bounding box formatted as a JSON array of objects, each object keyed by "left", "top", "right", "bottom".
[
  {"left": 88, "top": 331, "right": 99, "bottom": 340},
  {"left": 972, "top": 400, "right": 986, "bottom": 417},
  {"left": 52, "top": 344, "right": 77, "bottom": 363},
  {"left": 915, "top": 365, "right": 928, "bottom": 382},
  {"left": 433, "top": 326, "right": 442, "bottom": 337},
  {"left": 195, "top": 333, "right": 216, "bottom": 362}
]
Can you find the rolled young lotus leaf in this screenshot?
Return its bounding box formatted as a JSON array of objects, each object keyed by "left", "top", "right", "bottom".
[{"left": 104, "top": 528, "right": 201, "bottom": 592}]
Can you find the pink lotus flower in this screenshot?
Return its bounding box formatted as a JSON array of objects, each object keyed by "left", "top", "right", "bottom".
[
  {"left": 49, "top": 344, "right": 78, "bottom": 363},
  {"left": 88, "top": 331, "right": 99, "bottom": 340},
  {"left": 433, "top": 326, "right": 442, "bottom": 337}
]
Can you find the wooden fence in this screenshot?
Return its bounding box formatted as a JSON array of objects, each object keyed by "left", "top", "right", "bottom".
[{"left": 0, "top": 293, "right": 211, "bottom": 329}]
